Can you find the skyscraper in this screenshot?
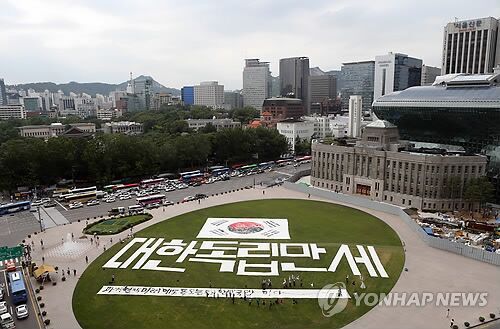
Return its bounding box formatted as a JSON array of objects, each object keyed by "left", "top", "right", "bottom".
[
  {"left": 181, "top": 86, "right": 194, "bottom": 105},
  {"left": 442, "top": 17, "right": 500, "bottom": 74},
  {"left": 374, "top": 52, "right": 422, "bottom": 101},
  {"left": 279, "top": 57, "right": 310, "bottom": 113},
  {"left": 194, "top": 81, "right": 224, "bottom": 109},
  {"left": 242, "top": 59, "right": 271, "bottom": 109},
  {"left": 421, "top": 65, "right": 442, "bottom": 86},
  {"left": 348, "top": 95, "right": 362, "bottom": 138},
  {"left": 0, "top": 79, "right": 7, "bottom": 106},
  {"left": 340, "top": 61, "right": 375, "bottom": 112}
]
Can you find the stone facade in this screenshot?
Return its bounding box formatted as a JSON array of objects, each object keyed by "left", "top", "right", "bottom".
[{"left": 311, "top": 120, "right": 488, "bottom": 211}]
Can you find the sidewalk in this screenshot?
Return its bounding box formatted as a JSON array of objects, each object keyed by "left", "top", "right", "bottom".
[{"left": 26, "top": 186, "right": 500, "bottom": 329}]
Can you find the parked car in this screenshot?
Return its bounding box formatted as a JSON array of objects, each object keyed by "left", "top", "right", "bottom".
[
  {"left": 86, "top": 199, "right": 100, "bottom": 206},
  {"left": 15, "top": 304, "right": 28, "bottom": 319},
  {"left": 195, "top": 194, "right": 208, "bottom": 200},
  {"left": 69, "top": 202, "right": 83, "bottom": 209},
  {"left": 119, "top": 195, "right": 131, "bottom": 201},
  {"left": 0, "top": 302, "right": 7, "bottom": 314},
  {"left": 162, "top": 200, "right": 174, "bottom": 206},
  {"left": 105, "top": 198, "right": 116, "bottom": 203},
  {"left": 44, "top": 202, "right": 56, "bottom": 208},
  {"left": 182, "top": 196, "right": 196, "bottom": 203},
  {"left": 0, "top": 287, "right": 4, "bottom": 301}
]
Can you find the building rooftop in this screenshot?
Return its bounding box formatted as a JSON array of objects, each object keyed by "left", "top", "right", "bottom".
[
  {"left": 373, "top": 84, "right": 500, "bottom": 108},
  {"left": 366, "top": 120, "right": 396, "bottom": 128}
]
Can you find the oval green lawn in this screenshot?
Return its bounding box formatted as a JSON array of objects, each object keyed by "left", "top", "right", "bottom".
[{"left": 73, "top": 199, "right": 405, "bottom": 329}]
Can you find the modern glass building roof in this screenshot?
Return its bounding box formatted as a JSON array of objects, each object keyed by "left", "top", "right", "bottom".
[{"left": 373, "top": 72, "right": 500, "bottom": 108}]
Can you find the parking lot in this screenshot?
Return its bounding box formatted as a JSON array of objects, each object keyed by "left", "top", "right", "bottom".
[
  {"left": 0, "top": 163, "right": 310, "bottom": 247},
  {"left": 0, "top": 267, "right": 43, "bottom": 329}
]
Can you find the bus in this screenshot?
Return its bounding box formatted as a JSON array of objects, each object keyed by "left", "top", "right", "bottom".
[
  {"left": 109, "top": 207, "right": 126, "bottom": 216},
  {"left": 0, "top": 201, "right": 31, "bottom": 216},
  {"left": 69, "top": 186, "right": 97, "bottom": 194},
  {"left": 208, "top": 165, "right": 225, "bottom": 172},
  {"left": 180, "top": 170, "right": 201, "bottom": 178},
  {"left": 140, "top": 178, "right": 164, "bottom": 187},
  {"left": 211, "top": 167, "right": 230, "bottom": 177},
  {"left": 239, "top": 164, "right": 258, "bottom": 172},
  {"left": 63, "top": 191, "right": 97, "bottom": 203},
  {"left": 295, "top": 155, "right": 312, "bottom": 163},
  {"left": 128, "top": 205, "right": 144, "bottom": 215},
  {"left": 182, "top": 173, "right": 205, "bottom": 183},
  {"left": 136, "top": 194, "right": 165, "bottom": 206},
  {"left": 112, "top": 183, "right": 140, "bottom": 192},
  {"left": 258, "top": 161, "right": 275, "bottom": 169},
  {"left": 7, "top": 270, "right": 27, "bottom": 305},
  {"left": 103, "top": 185, "right": 116, "bottom": 193}
]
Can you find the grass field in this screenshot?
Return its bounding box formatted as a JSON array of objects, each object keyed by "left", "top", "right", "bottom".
[
  {"left": 83, "top": 214, "right": 152, "bottom": 235},
  {"left": 73, "top": 199, "right": 405, "bottom": 329}
]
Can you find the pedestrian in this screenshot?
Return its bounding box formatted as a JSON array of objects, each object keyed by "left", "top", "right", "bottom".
[
  {"left": 61, "top": 238, "right": 64, "bottom": 245},
  {"left": 450, "top": 319, "right": 454, "bottom": 328},
  {"left": 346, "top": 275, "right": 349, "bottom": 284},
  {"left": 446, "top": 308, "right": 450, "bottom": 318},
  {"left": 104, "top": 246, "right": 106, "bottom": 252},
  {"left": 40, "top": 239, "right": 43, "bottom": 247},
  {"left": 262, "top": 190, "right": 265, "bottom": 195},
  {"left": 85, "top": 256, "right": 89, "bottom": 264},
  {"left": 90, "top": 238, "right": 93, "bottom": 245},
  {"left": 67, "top": 268, "right": 70, "bottom": 276},
  {"left": 198, "top": 199, "right": 200, "bottom": 204},
  {"left": 111, "top": 274, "right": 115, "bottom": 283},
  {"left": 71, "top": 232, "right": 74, "bottom": 241},
  {"left": 73, "top": 269, "right": 77, "bottom": 276},
  {"left": 308, "top": 193, "right": 310, "bottom": 198},
  {"left": 110, "top": 238, "right": 113, "bottom": 244},
  {"left": 42, "top": 256, "right": 45, "bottom": 263}
]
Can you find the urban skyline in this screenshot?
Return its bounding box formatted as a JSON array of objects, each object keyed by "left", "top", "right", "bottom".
[{"left": 1, "top": 0, "right": 498, "bottom": 89}]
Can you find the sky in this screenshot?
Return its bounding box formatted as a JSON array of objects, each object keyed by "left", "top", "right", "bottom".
[{"left": 1, "top": 0, "right": 499, "bottom": 90}]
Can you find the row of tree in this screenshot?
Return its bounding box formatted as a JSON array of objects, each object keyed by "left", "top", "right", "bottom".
[{"left": 0, "top": 127, "right": 288, "bottom": 192}]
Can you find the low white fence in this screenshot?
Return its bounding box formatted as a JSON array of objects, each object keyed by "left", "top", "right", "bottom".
[{"left": 283, "top": 181, "right": 500, "bottom": 266}]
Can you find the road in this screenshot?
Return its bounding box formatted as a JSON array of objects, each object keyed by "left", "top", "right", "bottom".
[
  {"left": 0, "top": 267, "right": 44, "bottom": 329},
  {"left": 0, "top": 163, "right": 310, "bottom": 247}
]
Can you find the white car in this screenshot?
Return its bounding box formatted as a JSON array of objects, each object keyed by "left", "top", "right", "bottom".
[
  {"left": 119, "top": 195, "right": 131, "bottom": 201},
  {"left": 32, "top": 200, "right": 45, "bottom": 206},
  {"left": 86, "top": 199, "right": 100, "bottom": 206},
  {"left": 0, "top": 301, "right": 7, "bottom": 315},
  {"left": 105, "top": 198, "right": 116, "bottom": 203},
  {"left": 68, "top": 202, "right": 83, "bottom": 209},
  {"left": 15, "top": 304, "right": 28, "bottom": 319}
]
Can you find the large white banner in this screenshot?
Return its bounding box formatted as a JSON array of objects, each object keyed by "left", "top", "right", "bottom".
[
  {"left": 197, "top": 218, "right": 290, "bottom": 240},
  {"left": 97, "top": 285, "right": 350, "bottom": 299}
]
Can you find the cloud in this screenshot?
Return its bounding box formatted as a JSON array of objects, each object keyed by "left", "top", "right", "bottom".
[{"left": 1, "top": 0, "right": 498, "bottom": 89}]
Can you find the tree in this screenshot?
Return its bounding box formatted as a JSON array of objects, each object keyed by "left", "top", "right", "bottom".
[
  {"left": 200, "top": 123, "right": 217, "bottom": 134},
  {"left": 294, "top": 137, "right": 311, "bottom": 156},
  {"left": 464, "top": 177, "right": 495, "bottom": 212},
  {"left": 229, "top": 107, "right": 260, "bottom": 124}
]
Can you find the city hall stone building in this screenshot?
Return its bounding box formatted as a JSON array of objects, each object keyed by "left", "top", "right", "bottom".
[{"left": 311, "top": 120, "right": 487, "bottom": 211}]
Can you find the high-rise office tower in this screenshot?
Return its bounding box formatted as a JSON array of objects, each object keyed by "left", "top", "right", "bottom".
[
  {"left": 374, "top": 52, "right": 422, "bottom": 101},
  {"left": 442, "top": 17, "right": 500, "bottom": 74},
  {"left": 279, "top": 57, "right": 310, "bottom": 113},
  {"left": 0, "top": 79, "right": 7, "bottom": 105},
  {"left": 242, "top": 59, "right": 271, "bottom": 109},
  {"left": 341, "top": 61, "right": 375, "bottom": 112},
  {"left": 194, "top": 81, "right": 224, "bottom": 109},
  {"left": 348, "top": 95, "right": 362, "bottom": 138},
  {"left": 421, "top": 65, "right": 442, "bottom": 86}
]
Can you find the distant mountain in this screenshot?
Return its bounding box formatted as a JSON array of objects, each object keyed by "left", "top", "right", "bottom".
[
  {"left": 7, "top": 75, "right": 180, "bottom": 96},
  {"left": 310, "top": 67, "right": 325, "bottom": 76}
]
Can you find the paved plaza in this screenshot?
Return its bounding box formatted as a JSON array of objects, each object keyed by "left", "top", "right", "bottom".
[{"left": 23, "top": 186, "right": 500, "bottom": 329}]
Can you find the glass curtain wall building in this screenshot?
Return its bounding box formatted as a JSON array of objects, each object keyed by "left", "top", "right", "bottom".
[
  {"left": 373, "top": 73, "right": 500, "bottom": 202},
  {"left": 340, "top": 61, "right": 375, "bottom": 113}
]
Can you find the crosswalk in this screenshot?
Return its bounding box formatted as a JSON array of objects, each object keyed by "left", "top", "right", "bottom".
[{"left": 0, "top": 258, "right": 21, "bottom": 269}]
